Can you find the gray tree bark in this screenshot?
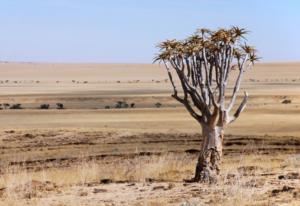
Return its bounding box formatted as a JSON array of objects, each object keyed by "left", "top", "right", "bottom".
[{"left": 193, "top": 125, "right": 223, "bottom": 183}]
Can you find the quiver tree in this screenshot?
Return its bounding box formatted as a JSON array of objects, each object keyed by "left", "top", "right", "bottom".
[{"left": 155, "top": 27, "right": 259, "bottom": 182}]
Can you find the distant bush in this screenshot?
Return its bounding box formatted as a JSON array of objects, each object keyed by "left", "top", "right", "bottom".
[
  {"left": 282, "top": 99, "right": 292, "bottom": 104},
  {"left": 155, "top": 102, "right": 162, "bottom": 108},
  {"left": 115, "top": 101, "right": 129, "bottom": 109},
  {"left": 104, "top": 105, "right": 110, "bottom": 109},
  {"left": 40, "top": 104, "right": 50, "bottom": 109},
  {"left": 130, "top": 103, "right": 135, "bottom": 108},
  {"left": 3, "top": 103, "right": 10, "bottom": 109},
  {"left": 10, "top": 104, "right": 22, "bottom": 109},
  {"left": 56, "top": 103, "right": 64, "bottom": 109},
  {"left": 83, "top": 81, "right": 88, "bottom": 84}
]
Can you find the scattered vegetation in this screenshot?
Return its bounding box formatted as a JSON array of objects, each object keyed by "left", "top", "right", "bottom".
[
  {"left": 3, "top": 103, "right": 10, "bottom": 109},
  {"left": 155, "top": 102, "right": 162, "bottom": 108},
  {"left": 9, "top": 104, "right": 22, "bottom": 109},
  {"left": 0, "top": 103, "right": 67, "bottom": 110},
  {"left": 40, "top": 104, "right": 50, "bottom": 109},
  {"left": 56, "top": 103, "right": 64, "bottom": 109},
  {"left": 113, "top": 101, "right": 136, "bottom": 109},
  {"left": 282, "top": 99, "right": 292, "bottom": 104},
  {"left": 115, "top": 101, "right": 129, "bottom": 109}
]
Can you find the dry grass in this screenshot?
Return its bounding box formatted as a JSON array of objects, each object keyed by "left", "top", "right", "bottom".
[
  {"left": 100, "top": 153, "right": 195, "bottom": 182},
  {"left": 0, "top": 153, "right": 195, "bottom": 187},
  {"left": 1, "top": 152, "right": 299, "bottom": 205}
]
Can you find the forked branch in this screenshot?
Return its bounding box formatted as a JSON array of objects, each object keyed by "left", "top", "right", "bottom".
[{"left": 155, "top": 27, "right": 259, "bottom": 127}]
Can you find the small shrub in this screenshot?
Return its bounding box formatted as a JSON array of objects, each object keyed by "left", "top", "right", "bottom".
[
  {"left": 282, "top": 99, "right": 292, "bottom": 104},
  {"left": 40, "top": 104, "right": 50, "bottom": 109},
  {"left": 130, "top": 103, "right": 135, "bottom": 108},
  {"left": 104, "top": 105, "right": 110, "bottom": 109},
  {"left": 115, "top": 101, "right": 122, "bottom": 108},
  {"left": 3, "top": 103, "right": 10, "bottom": 109},
  {"left": 10, "top": 104, "right": 22, "bottom": 109},
  {"left": 56, "top": 103, "right": 64, "bottom": 109},
  {"left": 155, "top": 102, "right": 162, "bottom": 108},
  {"left": 115, "top": 101, "right": 129, "bottom": 109}
]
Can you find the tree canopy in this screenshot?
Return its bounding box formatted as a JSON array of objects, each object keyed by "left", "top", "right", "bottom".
[{"left": 155, "top": 27, "right": 259, "bottom": 127}]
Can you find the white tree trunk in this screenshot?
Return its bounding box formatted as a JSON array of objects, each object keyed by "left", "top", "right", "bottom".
[{"left": 193, "top": 125, "right": 224, "bottom": 182}]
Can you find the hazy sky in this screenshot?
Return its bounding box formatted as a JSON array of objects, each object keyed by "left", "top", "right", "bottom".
[{"left": 0, "top": 0, "right": 299, "bottom": 63}]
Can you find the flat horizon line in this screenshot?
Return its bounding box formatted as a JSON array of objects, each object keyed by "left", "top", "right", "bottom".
[{"left": 1, "top": 60, "right": 300, "bottom": 65}]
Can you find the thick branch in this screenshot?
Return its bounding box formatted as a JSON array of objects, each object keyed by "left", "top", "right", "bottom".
[
  {"left": 202, "top": 48, "right": 219, "bottom": 108},
  {"left": 163, "top": 61, "right": 178, "bottom": 97},
  {"left": 227, "top": 55, "right": 248, "bottom": 112},
  {"left": 227, "top": 91, "right": 248, "bottom": 124},
  {"left": 165, "top": 60, "right": 205, "bottom": 124},
  {"left": 172, "top": 94, "right": 204, "bottom": 125}
]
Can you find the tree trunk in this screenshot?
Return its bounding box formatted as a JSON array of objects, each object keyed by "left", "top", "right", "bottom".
[{"left": 193, "top": 125, "right": 224, "bottom": 183}]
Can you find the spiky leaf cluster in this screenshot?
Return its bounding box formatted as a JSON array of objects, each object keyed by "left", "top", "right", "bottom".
[{"left": 155, "top": 27, "right": 258, "bottom": 65}]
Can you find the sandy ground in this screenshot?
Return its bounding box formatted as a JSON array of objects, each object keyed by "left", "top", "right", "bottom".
[{"left": 0, "top": 62, "right": 299, "bottom": 205}]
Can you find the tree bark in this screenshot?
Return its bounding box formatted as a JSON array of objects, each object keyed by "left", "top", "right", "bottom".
[{"left": 193, "top": 125, "right": 224, "bottom": 183}]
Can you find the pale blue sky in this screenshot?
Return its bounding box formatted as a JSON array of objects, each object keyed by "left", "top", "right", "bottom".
[{"left": 0, "top": 0, "right": 299, "bottom": 63}]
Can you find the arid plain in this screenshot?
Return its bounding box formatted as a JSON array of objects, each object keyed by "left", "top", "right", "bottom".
[{"left": 0, "top": 62, "right": 299, "bottom": 205}]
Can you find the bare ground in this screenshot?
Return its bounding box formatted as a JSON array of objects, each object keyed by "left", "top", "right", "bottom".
[
  {"left": 0, "top": 130, "right": 299, "bottom": 205},
  {"left": 0, "top": 62, "right": 299, "bottom": 205}
]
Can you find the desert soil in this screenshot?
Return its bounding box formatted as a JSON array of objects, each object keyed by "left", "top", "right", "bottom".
[{"left": 0, "top": 62, "right": 299, "bottom": 205}]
